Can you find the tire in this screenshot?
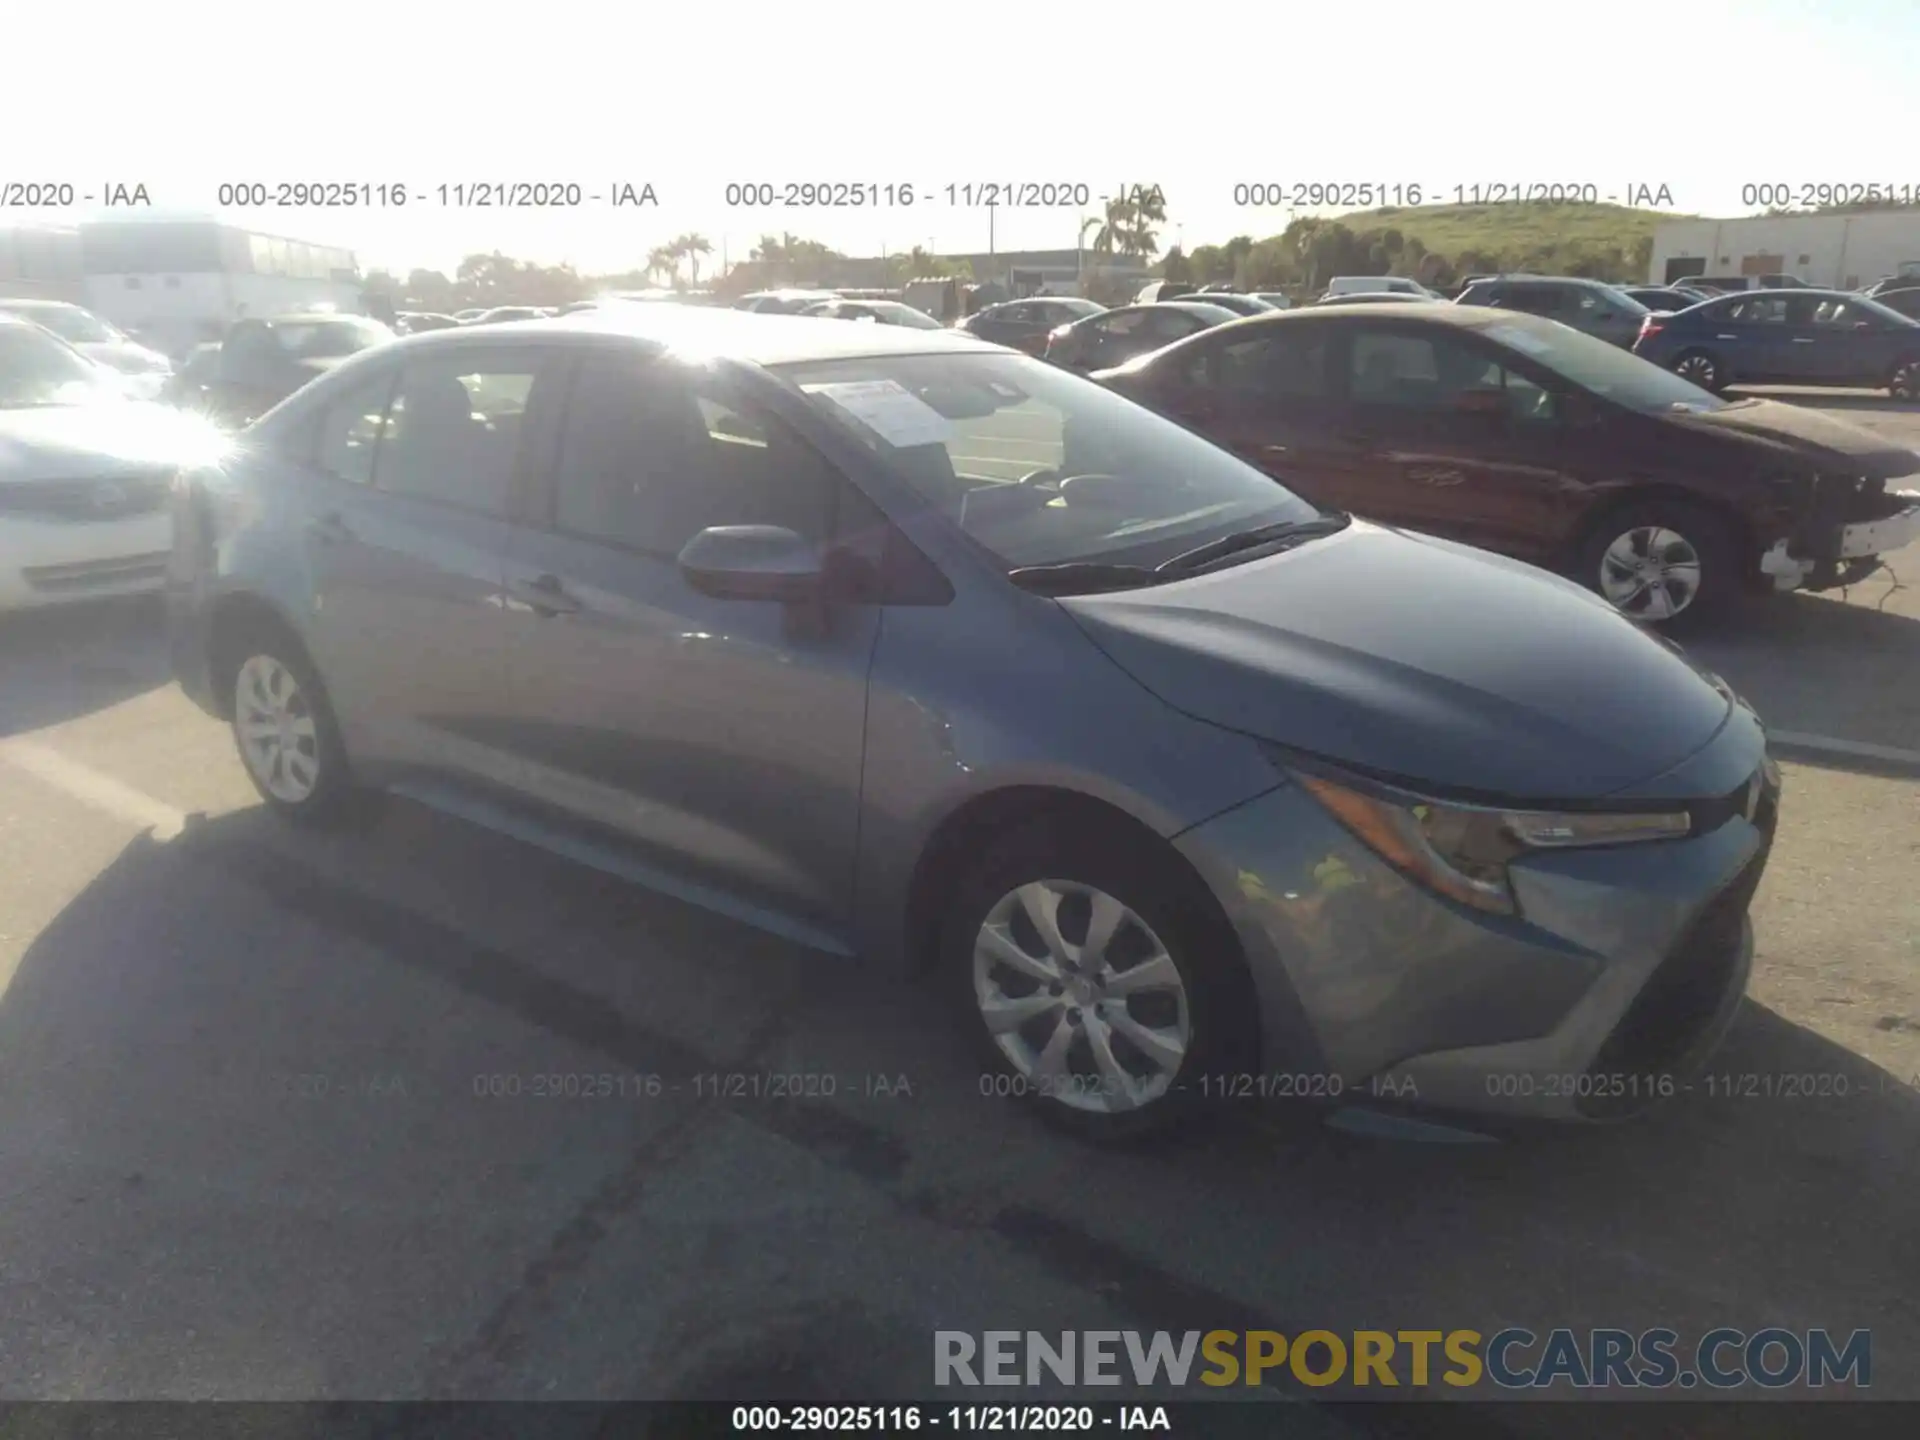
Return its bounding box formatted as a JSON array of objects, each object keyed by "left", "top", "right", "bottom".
[
  {"left": 1574, "top": 499, "right": 1743, "bottom": 628},
  {"left": 224, "top": 625, "right": 367, "bottom": 826},
  {"left": 1888, "top": 356, "right": 1920, "bottom": 402},
  {"left": 938, "top": 814, "right": 1258, "bottom": 1143},
  {"left": 1672, "top": 349, "right": 1722, "bottom": 392}
]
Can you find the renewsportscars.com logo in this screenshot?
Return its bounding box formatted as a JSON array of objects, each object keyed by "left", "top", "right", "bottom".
[{"left": 934, "top": 1328, "right": 1871, "bottom": 1391}]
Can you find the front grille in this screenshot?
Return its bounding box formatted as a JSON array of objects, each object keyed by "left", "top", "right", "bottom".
[
  {"left": 1578, "top": 767, "right": 1777, "bottom": 1119},
  {"left": 22, "top": 552, "right": 170, "bottom": 593},
  {"left": 0, "top": 471, "right": 172, "bottom": 523}
]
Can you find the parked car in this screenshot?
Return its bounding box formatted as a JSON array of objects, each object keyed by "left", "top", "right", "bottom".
[
  {"left": 1134, "top": 280, "right": 1196, "bottom": 303},
  {"left": 1454, "top": 276, "right": 1651, "bottom": 348},
  {"left": 395, "top": 312, "right": 461, "bottom": 335},
  {"left": 1171, "top": 293, "right": 1274, "bottom": 318},
  {"left": 453, "top": 309, "right": 487, "bottom": 322},
  {"left": 163, "top": 313, "right": 395, "bottom": 428},
  {"left": 1632, "top": 288, "right": 1920, "bottom": 399},
  {"left": 166, "top": 304, "right": 1782, "bottom": 1138},
  {"left": 1322, "top": 276, "right": 1439, "bottom": 300},
  {"left": 1620, "top": 287, "right": 1709, "bottom": 312},
  {"left": 1862, "top": 274, "right": 1920, "bottom": 297},
  {"left": 737, "top": 290, "right": 840, "bottom": 315},
  {"left": 0, "top": 298, "right": 174, "bottom": 399},
  {"left": 1315, "top": 292, "right": 1442, "bottom": 307},
  {"left": 1044, "top": 301, "right": 1240, "bottom": 371},
  {"left": 957, "top": 298, "right": 1107, "bottom": 356},
  {"left": 469, "top": 307, "right": 546, "bottom": 325},
  {"left": 1672, "top": 275, "right": 1808, "bottom": 295},
  {"left": 0, "top": 315, "right": 226, "bottom": 612},
  {"left": 1247, "top": 292, "right": 1294, "bottom": 311},
  {"left": 1870, "top": 286, "right": 1920, "bottom": 321},
  {"left": 801, "top": 299, "right": 946, "bottom": 329},
  {"left": 1092, "top": 305, "right": 1920, "bottom": 623}
]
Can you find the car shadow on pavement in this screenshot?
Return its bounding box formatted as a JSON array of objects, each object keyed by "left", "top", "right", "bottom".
[
  {"left": 3, "top": 800, "right": 1915, "bottom": 1414},
  {"left": 0, "top": 595, "right": 171, "bottom": 738}
]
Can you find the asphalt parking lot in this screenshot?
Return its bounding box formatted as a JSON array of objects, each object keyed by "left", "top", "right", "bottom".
[{"left": 1, "top": 391, "right": 1916, "bottom": 1431}]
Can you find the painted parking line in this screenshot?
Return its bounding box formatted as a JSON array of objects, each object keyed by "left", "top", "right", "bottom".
[
  {"left": 1769, "top": 730, "right": 1920, "bottom": 769},
  {"left": 0, "top": 737, "right": 190, "bottom": 840}
]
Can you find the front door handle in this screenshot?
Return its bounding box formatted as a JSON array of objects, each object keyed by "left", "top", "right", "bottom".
[
  {"left": 510, "top": 573, "right": 581, "bottom": 617},
  {"left": 1791, "top": 337, "right": 1816, "bottom": 343},
  {"left": 304, "top": 512, "right": 353, "bottom": 545}
]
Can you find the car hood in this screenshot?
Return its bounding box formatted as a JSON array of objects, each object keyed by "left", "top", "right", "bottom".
[
  {"left": 1060, "top": 521, "right": 1734, "bottom": 802},
  {"left": 0, "top": 401, "right": 231, "bottom": 482},
  {"left": 1668, "top": 399, "right": 1920, "bottom": 480}
]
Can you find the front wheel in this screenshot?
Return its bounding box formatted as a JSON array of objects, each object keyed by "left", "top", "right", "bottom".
[
  {"left": 942, "top": 819, "right": 1257, "bottom": 1142},
  {"left": 228, "top": 636, "right": 365, "bottom": 825},
  {"left": 1888, "top": 357, "right": 1920, "bottom": 401},
  {"left": 1575, "top": 500, "right": 1741, "bottom": 627}
]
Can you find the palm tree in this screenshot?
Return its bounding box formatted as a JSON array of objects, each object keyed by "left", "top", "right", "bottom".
[
  {"left": 672, "top": 233, "right": 712, "bottom": 286},
  {"left": 645, "top": 245, "right": 676, "bottom": 285},
  {"left": 1080, "top": 198, "right": 1128, "bottom": 258}
]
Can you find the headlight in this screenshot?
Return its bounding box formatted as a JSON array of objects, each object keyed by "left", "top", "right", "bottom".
[{"left": 1295, "top": 770, "right": 1690, "bottom": 916}]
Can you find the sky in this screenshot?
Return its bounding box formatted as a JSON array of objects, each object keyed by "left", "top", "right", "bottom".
[{"left": 6, "top": 0, "right": 1918, "bottom": 279}]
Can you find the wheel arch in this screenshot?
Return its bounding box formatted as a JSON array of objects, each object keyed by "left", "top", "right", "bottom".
[
  {"left": 902, "top": 785, "right": 1236, "bottom": 976},
  {"left": 1562, "top": 484, "right": 1762, "bottom": 585},
  {"left": 205, "top": 591, "right": 317, "bottom": 720}
]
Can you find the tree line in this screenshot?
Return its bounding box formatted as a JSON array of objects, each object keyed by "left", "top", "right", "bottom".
[{"left": 366, "top": 186, "right": 1682, "bottom": 311}]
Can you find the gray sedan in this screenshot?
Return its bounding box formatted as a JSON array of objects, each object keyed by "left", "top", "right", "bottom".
[{"left": 166, "top": 307, "right": 1777, "bottom": 1139}]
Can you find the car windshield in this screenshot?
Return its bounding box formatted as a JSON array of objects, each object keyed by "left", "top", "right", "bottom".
[
  {"left": 0, "top": 324, "right": 117, "bottom": 407},
  {"left": 1481, "top": 315, "right": 1730, "bottom": 413},
  {"left": 2, "top": 304, "right": 122, "bottom": 344},
  {"left": 1052, "top": 298, "right": 1106, "bottom": 318},
  {"left": 270, "top": 318, "right": 392, "bottom": 358},
  {"left": 778, "top": 350, "right": 1318, "bottom": 570}
]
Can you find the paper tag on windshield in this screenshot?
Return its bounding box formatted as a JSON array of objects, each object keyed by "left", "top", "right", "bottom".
[{"left": 805, "top": 380, "right": 953, "bottom": 447}]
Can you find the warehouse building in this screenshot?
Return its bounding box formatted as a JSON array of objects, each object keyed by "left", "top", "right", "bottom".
[{"left": 1650, "top": 211, "right": 1920, "bottom": 290}]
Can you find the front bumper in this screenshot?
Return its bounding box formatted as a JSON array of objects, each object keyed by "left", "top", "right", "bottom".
[
  {"left": 1175, "top": 732, "right": 1775, "bottom": 1123},
  {"left": 0, "top": 511, "right": 171, "bottom": 612},
  {"left": 1766, "top": 487, "right": 1920, "bottom": 591}
]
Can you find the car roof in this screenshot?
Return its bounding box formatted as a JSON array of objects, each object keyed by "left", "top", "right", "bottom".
[
  {"left": 381, "top": 303, "right": 1002, "bottom": 366},
  {"left": 1201, "top": 303, "right": 1559, "bottom": 334},
  {"left": 0, "top": 297, "right": 80, "bottom": 311}
]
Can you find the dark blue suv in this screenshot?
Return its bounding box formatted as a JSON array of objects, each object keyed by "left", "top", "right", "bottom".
[{"left": 1632, "top": 289, "right": 1920, "bottom": 398}]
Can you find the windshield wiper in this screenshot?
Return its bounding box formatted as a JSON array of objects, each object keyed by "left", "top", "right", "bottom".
[
  {"left": 1006, "top": 562, "right": 1164, "bottom": 596},
  {"left": 1155, "top": 513, "right": 1352, "bottom": 576}
]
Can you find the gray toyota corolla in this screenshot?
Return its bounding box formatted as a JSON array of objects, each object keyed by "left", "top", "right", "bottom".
[{"left": 166, "top": 306, "right": 1780, "bottom": 1138}]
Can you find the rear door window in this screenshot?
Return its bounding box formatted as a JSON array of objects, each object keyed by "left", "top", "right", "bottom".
[{"left": 373, "top": 352, "right": 545, "bottom": 516}]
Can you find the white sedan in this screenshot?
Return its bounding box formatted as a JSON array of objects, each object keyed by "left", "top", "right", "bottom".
[{"left": 0, "top": 316, "right": 227, "bottom": 612}]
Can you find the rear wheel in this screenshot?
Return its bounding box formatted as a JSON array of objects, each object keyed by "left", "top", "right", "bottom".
[
  {"left": 1672, "top": 349, "right": 1722, "bottom": 392},
  {"left": 1888, "top": 357, "right": 1920, "bottom": 401},
  {"left": 1576, "top": 500, "right": 1741, "bottom": 627},
  {"left": 225, "top": 631, "right": 366, "bottom": 826},
  {"left": 941, "top": 817, "right": 1257, "bottom": 1142}
]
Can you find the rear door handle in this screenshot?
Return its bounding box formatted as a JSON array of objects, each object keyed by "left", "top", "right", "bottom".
[
  {"left": 1791, "top": 337, "right": 1816, "bottom": 343},
  {"left": 510, "top": 572, "right": 581, "bottom": 616},
  {"left": 304, "top": 512, "right": 353, "bottom": 545}
]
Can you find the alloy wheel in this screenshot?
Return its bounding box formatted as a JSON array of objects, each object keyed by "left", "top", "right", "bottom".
[
  {"left": 1675, "top": 353, "right": 1717, "bottom": 389},
  {"left": 972, "top": 880, "right": 1190, "bottom": 1114},
  {"left": 1598, "top": 526, "right": 1704, "bottom": 621},
  {"left": 1892, "top": 360, "right": 1920, "bottom": 400},
  {"left": 234, "top": 654, "right": 322, "bottom": 803}
]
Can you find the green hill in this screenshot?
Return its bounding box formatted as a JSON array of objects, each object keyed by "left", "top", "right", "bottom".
[{"left": 1336, "top": 200, "right": 1689, "bottom": 256}]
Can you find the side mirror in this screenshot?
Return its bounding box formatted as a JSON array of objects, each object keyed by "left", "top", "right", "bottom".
[{"left": 678, "top": 525, "right": 823, "bottom": 602}]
